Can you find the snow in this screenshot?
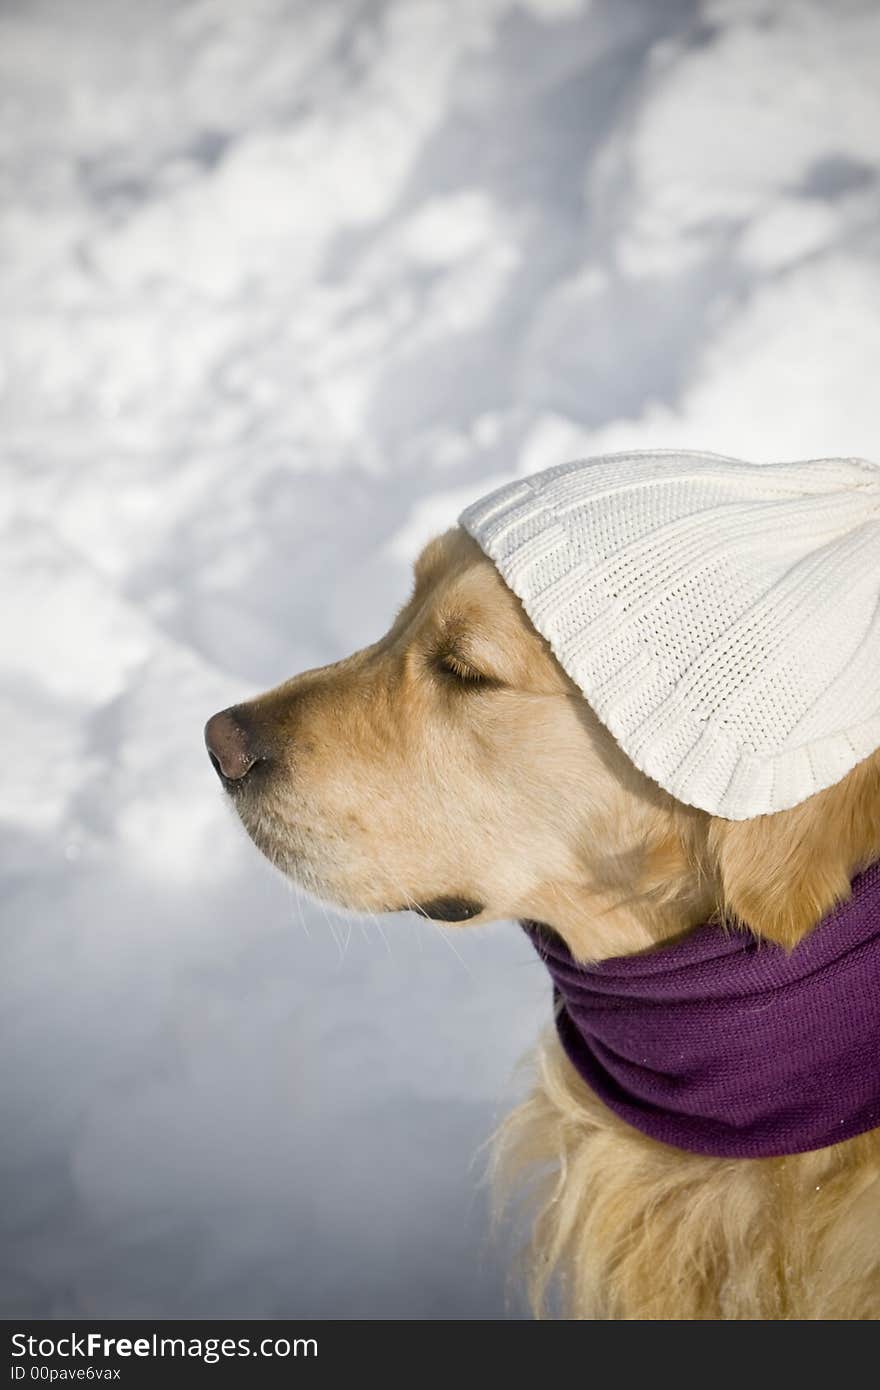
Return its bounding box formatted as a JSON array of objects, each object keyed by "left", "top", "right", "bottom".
[{"left": 2, "top": 0, "right": 880, "bottom": 1318}]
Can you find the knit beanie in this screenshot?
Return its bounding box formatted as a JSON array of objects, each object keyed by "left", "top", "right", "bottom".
[{"left": 459, "top": 450, "right": 880, "bottom": 820}]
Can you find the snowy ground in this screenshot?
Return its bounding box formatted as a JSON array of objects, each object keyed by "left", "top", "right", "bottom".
[{"left": 3, "top": 0, "right": 880, "bottom": 1318}]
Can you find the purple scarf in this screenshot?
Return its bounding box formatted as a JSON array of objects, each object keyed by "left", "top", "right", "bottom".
[{"left": 522, "top": 860, "right": 880, "bottom": 1159}]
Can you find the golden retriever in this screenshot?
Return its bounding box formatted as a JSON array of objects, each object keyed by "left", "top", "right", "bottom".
[{"left": 205, "top": 526, "right": 880, "bottom": 1319}]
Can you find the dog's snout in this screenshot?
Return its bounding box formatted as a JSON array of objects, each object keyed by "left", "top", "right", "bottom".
[{"left": 204, "top": 708, "right": 260, "bottom": 783}]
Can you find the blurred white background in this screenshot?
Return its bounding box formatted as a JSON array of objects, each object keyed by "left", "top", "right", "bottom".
[{"left": 3, "top": 0, "right": 880, "bottom": 1318}]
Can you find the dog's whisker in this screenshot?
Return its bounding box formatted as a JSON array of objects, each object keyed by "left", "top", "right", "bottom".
[
  {"left": 315, "top": 894, "right": 344, "bottom": 961},
  {"left": 288, "top": 880, "right": 311, "bottom": 939},
  {"left": 352, "top": 911, "right": 372, "bottom": 945},
  {"left": 396, "top": 884, "right": 473, "bottom": 975},
  {"left": 428, "top": 917, "right": 472, "bottom": 975},
  {"left": 366, "top": 908, "right": 394, "bottom": 958}
]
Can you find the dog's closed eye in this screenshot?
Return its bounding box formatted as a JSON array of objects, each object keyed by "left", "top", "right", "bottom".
[
  {"left": 438, "top": 650, "right": 486, "bottom": 683},
  {"left": 432, "top": 645, "right": 502, "bottom": 689}
]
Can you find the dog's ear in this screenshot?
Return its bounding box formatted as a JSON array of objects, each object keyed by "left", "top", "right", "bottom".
[
  {"left": 706, "top": 753, "right": 880, "bottom": 949},
  {"left": 707, "top": 810, "right": 853, "bottom": 949}
]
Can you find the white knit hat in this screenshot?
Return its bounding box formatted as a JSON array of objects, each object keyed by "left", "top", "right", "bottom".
[{"left": 459, "top": 450, "right": 880, "bottom": 820}]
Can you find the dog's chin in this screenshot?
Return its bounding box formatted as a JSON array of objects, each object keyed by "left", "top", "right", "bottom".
[
  {"left": 224, "top": 784, "right": 487, "bottom": 923},
  {"left": 229, "top": 807, "right": 487, "bottom": 923}
]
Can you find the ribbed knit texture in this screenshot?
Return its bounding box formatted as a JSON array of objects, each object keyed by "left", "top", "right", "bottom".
[
  {"left": 460, "top": 450, "right": 880, "bottom": 819},
  {"left": 522, "top": 860, "right": 880, "bottom": 1159}
]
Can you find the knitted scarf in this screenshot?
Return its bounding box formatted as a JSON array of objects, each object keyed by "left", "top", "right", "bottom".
[{"left": 522, "top": 860, "right": 880, "bottom": 1158}]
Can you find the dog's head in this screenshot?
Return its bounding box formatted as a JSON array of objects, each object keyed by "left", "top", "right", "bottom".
[{"left": 206, "top": 528, "right": 880, "bottom": 960}]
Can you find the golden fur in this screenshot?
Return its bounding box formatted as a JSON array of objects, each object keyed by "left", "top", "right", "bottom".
[{"left": 218, "top": 527, "right": 880, "bottom": 1319}]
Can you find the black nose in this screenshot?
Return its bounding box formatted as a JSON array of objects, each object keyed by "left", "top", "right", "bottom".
[{"left": 204, "top": 708, "right": 259, "bottom": 783}]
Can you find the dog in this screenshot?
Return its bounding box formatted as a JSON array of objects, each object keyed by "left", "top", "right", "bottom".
[{"left": 205, "top": 525, "right": 880, "bottom": 1319}]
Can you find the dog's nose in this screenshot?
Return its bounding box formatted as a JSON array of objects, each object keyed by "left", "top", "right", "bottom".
[{"left": 204, "top": 709, "right": 259, "bottom": 782}]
